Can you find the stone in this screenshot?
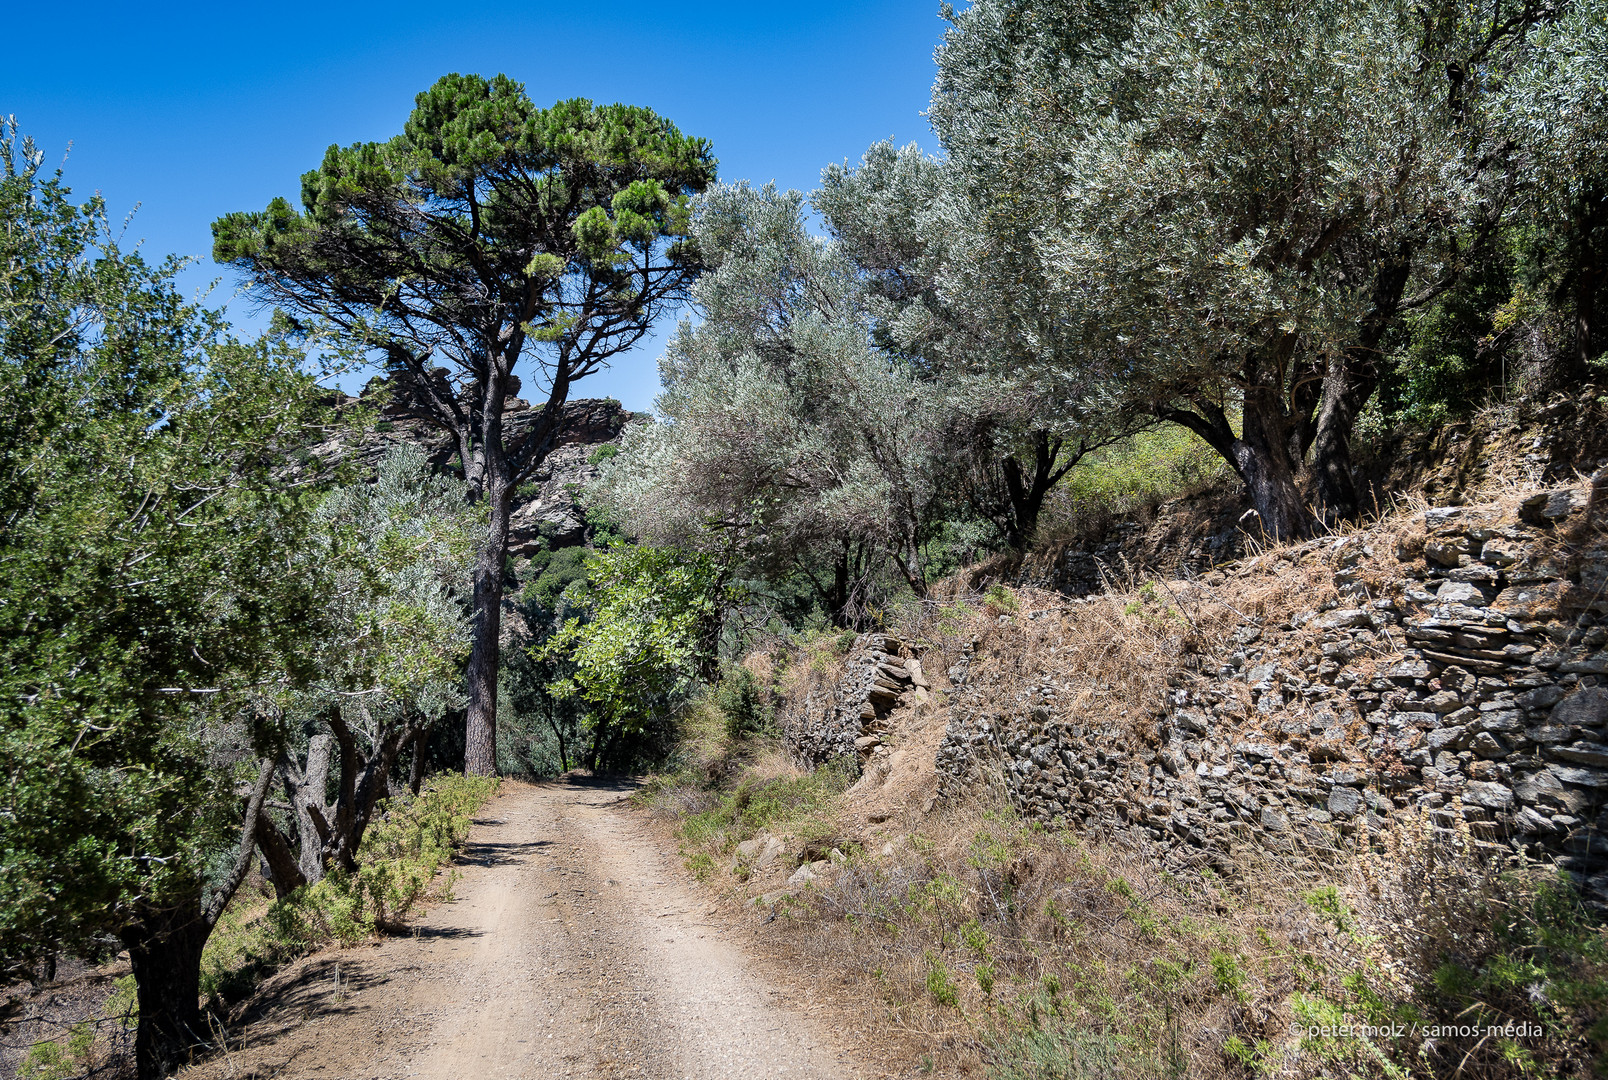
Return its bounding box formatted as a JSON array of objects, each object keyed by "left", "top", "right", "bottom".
[
  {"left": 1474, "top": 710, "right": 1524, "bottom": 733},
  {"left": 1327, "top": 786, "right": 1362, "bottom": 818},
  {"left": 1526, "top": 723, "right": 1573, "bottom": 744},
  {"left": 906, "top": 657, "right": 931, "bottom": 688},
  {"left": 1514, "top": 805, "right": 1556, "bottom": 834},
  {"left": 1260, "top": 807, "right": 1288, "bottom": 832},
  {"left": 786, "top": 862, "right": 824, "bottom": 886},
  {"left": 1480, "top": 538, "right": 1522, "bottom": 566},
  {"left": 1560, "top": 655, "right": 1608, "bottom": 675},
  {"left": 1519, "top": 488, "right": 1585, "bottom": 524},
  {"left": 1547, "top": 764, "right": 1608, "bottom": 788},
  {"left": 1470, "top": 731, "right": 1508, "bottom": 758},
  {"left": 1436, "top": 580, "right": 1489, "bottom": 606},
  {"left": 1511, "top": 687, "right": 1562, "bottom": 713},
  {"left": 1515, "top": 770, "right": 1589, "bottom": 814},
  {"left": 1552, "top": 687, "right": 1608, "bottom": 730},
  {"left": 1423, "top": 690, "right": 1464, "bottom": 714},
  {"left": 1465, "top": 781, "right": 1514, "bottom": 810},
  {"left": 1492, "top": 583, "right": 1565, "bottom": 621},
  {"left": 1319, "top": 609, "right": 1371, "bottom": 630},
  {"left": 1548, "top": 743, "right": 1608, "bottom": 768},
  {"left": 1425, "top": 539, "right": 1470, "bottom": 567},
  {"left": 735, "top": 834, "right": 786, "bottom": 872},
  {"left": 1426, "top": 726, "right": 1467, "bottom": 752}
]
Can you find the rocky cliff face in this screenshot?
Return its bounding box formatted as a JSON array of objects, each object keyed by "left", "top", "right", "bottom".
[{"left": 313, "top": 393, "right": 638, "bottom": 555}]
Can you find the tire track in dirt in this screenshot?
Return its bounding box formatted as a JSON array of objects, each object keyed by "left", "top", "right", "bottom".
[{"left": 179, "top": 778, "right": 857, "bottom": 1080}]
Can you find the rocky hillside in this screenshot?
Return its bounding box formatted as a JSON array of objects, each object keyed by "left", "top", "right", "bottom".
[
  {"left": 775, "top": 391, "right": 1608, "bottom": 915},
  {"left": 312, "top": 389, "right": 638, "bottom": 557}
]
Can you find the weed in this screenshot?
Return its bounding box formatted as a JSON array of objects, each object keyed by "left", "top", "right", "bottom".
[
  {"left": 713, "top": 665, "right": 773, "bottom": 738},
  {"left": 1208, "top": 950, "right": 1248, "bottom": 1003},
  {"left": 925, "top": 954, "right": 960, "bottom": 1008},
  {"left": 15, "top": 1023, "right": 94, "bottom": 1080},
  {"left": 984, "top": 584, "right": 1020, "bottom": 615}
]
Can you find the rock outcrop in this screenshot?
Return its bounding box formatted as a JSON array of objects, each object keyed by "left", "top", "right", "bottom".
[{"left": 312, "top": 393, "right": 637, "bottom": 556}]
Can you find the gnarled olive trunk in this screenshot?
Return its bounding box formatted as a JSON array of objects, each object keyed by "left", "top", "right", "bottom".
[
  {"left": 1162, "top": 377, "right": 1311, "bottom": 543},
  {"left": 122, "top": 898, "right": 209, "bottom": 1080}
]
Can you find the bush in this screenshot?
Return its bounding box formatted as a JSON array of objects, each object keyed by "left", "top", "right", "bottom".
[
  {"left": 714, "top": 666, "right": 771, "bottom": 738},
  {"left": 197, "top": 774, "right": 498, "bottom": 1007}
]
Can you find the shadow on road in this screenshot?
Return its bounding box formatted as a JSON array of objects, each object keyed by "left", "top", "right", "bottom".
[{"left": 457, "top": 838, "right": 550, "bottom": 867}]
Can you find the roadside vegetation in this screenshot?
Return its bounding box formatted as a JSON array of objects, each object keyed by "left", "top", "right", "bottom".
[
  {"left": 5, "top": 0, "right": 1606, "bottom": 1075},
  {"left": 11, "top": 776, "right": 497, "bottom": 1078},
  {"left": 637, "top": 560, "right": 1608, "bottom": 1079}
]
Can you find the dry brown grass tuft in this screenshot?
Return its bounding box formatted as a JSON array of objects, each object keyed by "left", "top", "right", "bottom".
[{"left": 758, "top": 796, "right": 1362, "bottom": 1079}]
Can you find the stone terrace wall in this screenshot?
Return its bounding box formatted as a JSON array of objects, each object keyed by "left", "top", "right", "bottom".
[
  {"left": 930, "top": 479, "right": 1608, "bottom": 910},
  {"left": 784, "top": 634, "right": 934, "bottom": 770}
]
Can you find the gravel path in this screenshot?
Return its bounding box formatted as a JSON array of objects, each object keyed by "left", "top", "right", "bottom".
[{"left": 179, "top": 779, "right": 857, "bottom": 1080}]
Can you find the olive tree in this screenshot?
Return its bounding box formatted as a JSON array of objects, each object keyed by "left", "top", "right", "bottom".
[
  {"left": 1495, "top": 0, "right": 1608, "bottom": 381},
  {"left": 815, "top": 140, "right": 1146, "bottom": 549},
  {"left": 931, "top": 0, "right": 1544, "bottom": 535},
  {"left": 597, "top": 182, "right": 951, "bottom": 622},
  {"left": 253, "top": 445, "right": 479, "bottom": 896}
]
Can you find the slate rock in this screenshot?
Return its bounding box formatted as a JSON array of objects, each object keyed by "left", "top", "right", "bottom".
[
  {"left": 1552, "top": 687, "right": 1608, "bottom": 730},
  {"left": 1464, "top": 781, "right": 1515, "bottom": 810}
]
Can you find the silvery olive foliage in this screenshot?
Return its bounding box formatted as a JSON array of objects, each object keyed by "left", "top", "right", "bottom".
[
  {"left": 1492, "top": 0, "right": 1608, "bottom": 373},
  {"left": 253, "top": 444, "right": 481, "bottom": 891},
  {"left": 930, "top": 0, "right": 1560, "bottom": 535},
  {"left": 816, "top": 140, "right": 1146, "bottom": 548},
  {"left": 596, "top": 182, "right": 951, "bottom": 614}
]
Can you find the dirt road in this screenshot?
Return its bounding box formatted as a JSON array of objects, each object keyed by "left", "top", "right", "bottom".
[{"left": 182, "top": 779, "right": 859, "bottom": 1080}]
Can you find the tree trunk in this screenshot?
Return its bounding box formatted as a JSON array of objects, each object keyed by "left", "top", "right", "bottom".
[
  {"left": 464, "top": 479, "right": 510, "bottom": 776},
  {"left": 1162, "top": 385, "right": 1309, "bottom": 542},
  {"left": 409, "top": 738, "right": 426, "bottom": 795},
  {"left": 546, "top": 711, "right": 570, "bottom": 773},
  {"left": 1001, "top": 430, "right": 1081, "bottom": 550},
  {"left": 1573, "top": 191, "right": 1605, "bottom": 382},
  {"left": 1232, "top": 391, "right": 1309, "bottom": 541},
  {"left": 123, "top": 898, "right": 209, "bottom": 1080},
  {"left": 291, "top": 733, "right": 333, "bottom": 885},
  {"left": 1310, "top": 358, "right": 1378, "bottom": 522},
  {"left": 254, "top": 813, "right": 306, "bottom": 900}
]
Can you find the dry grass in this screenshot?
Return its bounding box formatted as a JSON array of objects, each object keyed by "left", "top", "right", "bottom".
[{"left": 643, "top": 478, "right": 1608, "bottom": 1078}]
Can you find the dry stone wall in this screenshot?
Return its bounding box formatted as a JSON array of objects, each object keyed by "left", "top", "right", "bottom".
[
  {"left": 785, "top": 634, "right": 934, "bottom": 772},
  {"left": 921, "top": 480, "right": 1608, "bottom": 910}
]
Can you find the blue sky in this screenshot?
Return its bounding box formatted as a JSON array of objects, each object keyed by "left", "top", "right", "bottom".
[{"left": 3, "top": 2, "right": 946, "bottom": 411}]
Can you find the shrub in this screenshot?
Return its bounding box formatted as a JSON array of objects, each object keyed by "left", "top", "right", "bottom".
[
  {"left": 713, "top": 665, "right": 771, "bottom": 738},
  {"left": 270, "top": 774, "right": 496, "bottom": 947},
  {"left": 983, "top": 584, "right": 1019, "bottom": 615},
  {"left": 196, "top": 774, "right": 498, "bottom": 1008}
]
